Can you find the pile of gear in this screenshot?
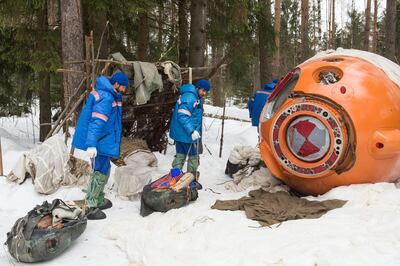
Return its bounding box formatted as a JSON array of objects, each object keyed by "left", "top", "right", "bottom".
[
  {"left": 113, "top": 149, "right": 159, "bottom": 200},
  {"left": 225, "top": 145, "right": 289, "bottom": 192},
  {"left": 6, "top": 199, "right": 86, "bottom": 263},
  {"left": 140, "top": 168, "right": 199, "bottom": 216}
]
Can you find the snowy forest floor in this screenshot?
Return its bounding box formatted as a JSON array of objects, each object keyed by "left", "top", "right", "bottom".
[{"left": 1, "top": 105, "right": 400, "bottom": 266}]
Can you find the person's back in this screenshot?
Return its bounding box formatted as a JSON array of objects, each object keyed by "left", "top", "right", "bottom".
[{"left": 249, "top": 80, "right": 278, "bottom": 127}]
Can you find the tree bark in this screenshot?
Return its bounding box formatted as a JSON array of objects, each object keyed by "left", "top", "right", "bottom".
[
  {"left": 137, "top": 11, "right": 149, "bottom": 61},
  {"left": 211, "top": 43, "right": 224, "bottom": 107},
  {"left": 189, "top": 0, "right": 207, "bottom": 67},
  {"left": 47, "top": 0, "right": 58, "bottom": 29},
  {"left": 258, "top": 0, "right": 274, "bottom": 85},
  {"left": 169, "top": 0, "right": 177, "bottom": 48},
  {"left": 385, "top": 0, "right": 397, "bottom": 61},
  {"left": 39, "top": 73, "right": 52, "bottom": 142},
  {"left": 317, "top": 0, "right": 321, "bottom": 42},
  {"left": 38, "top": 4, "right": 52, "bottom": 141},
  {"left": 300, "top": 0, "right": 310, "bottom": 61},
  {"left": 158, "top": 2, "right": 164, "bottom": 53},
  {"left": 273, "top": 0, "right": 281, "bottom": 76},
  {"left": 329, "top": 0, "right": 336, "bottom": 49},
  {"left": 372, "top": 0, "right": 378, "bottom": 52},
  {"left": 178, "top": 0, "right": 189, "bottom": 66},
  {"left": 364, "top": 0, "right": 372, "bottom": 51},
  {"left": 60, "top": 0, "right": 84, "bottom": 107}
]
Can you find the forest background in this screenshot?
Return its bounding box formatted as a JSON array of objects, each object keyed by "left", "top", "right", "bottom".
[{"left": 0, "top": 0, "right": 398, "bottom": 141}]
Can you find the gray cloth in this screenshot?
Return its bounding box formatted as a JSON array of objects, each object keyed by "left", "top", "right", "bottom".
[
  {"left": 133, "top": 61, "right": 163, "bottom": 105},
  {"left": 211, "top": 189, "right": 346, "bottom": 226}
]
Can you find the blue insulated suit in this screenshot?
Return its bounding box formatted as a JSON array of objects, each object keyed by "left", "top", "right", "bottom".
[
  {"left": 72, "top": 76, "right": 123, "bottom": 159},
  {"left": 248, "top": 81, "right": 277, "bottom": 127},
  {"left": 170, "top": 84, "right": 203, "bottom": 144}
]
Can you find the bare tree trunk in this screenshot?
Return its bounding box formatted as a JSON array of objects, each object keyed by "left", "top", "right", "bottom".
[
  {"left": 169, "top": 0, "right": 177, "bottom": 48},
  {"left": 189, "top": 0, "right": 207, "bottom": 67},
  {"left": 300, "top": 0, "right": 310, "bottom": 61},
  {"left": 364, "top": 0, "right": 372, "bottom": 51},
  {"left": 47, "top": 0, "right": 58, "bottom": 29},
  {"left": 158, "top": 2, "right": 164, "bottom": 53},
  {"left": 178, "top": 0, "right": 189, "bottom": 66},
  {"left": 317, "top": 0, "right": 321, "bottom": 42},
  {"left": 211, "top": 43, "right": 224, "bottom": 107},
  {"left": 39, "top": 73, "right": 51, "bottom": 142},
  {"left": 137, "top": 12, "right": 149, "bottom": 61},
  {"left": 329, "top": 0, "right": 336, "bottom": 49},
  {"left": 385, "top": 0, "right": 397, "bottom": 61},
  {"left": 258, "top": 0, "right": 274, "bottom": 85},
  {"left": 372, "top": 0, "right": 378, "bottom": 52},
  {"left": 38, "top": 4, "right": 52, "bottom": 141},
  {"left": 273, "top": 0, "right": 281, "bottom": 77},
  {"left": 93, "top": 9, "right": 108, "bottom": 59},
  {"left": 60, "top": 0, "right": 84, "bottom": 107}
]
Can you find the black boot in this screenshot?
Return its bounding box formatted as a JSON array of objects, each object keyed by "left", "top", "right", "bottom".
[
  {"left": 98, "top": 198, "right": 113, "bottom": 210},
  {"left": 190, "top": 171, "right": 203, "bottom": 190},
  {"left": 86, "top": 208, "right": 106, "bottom": 220},
  {"left": 189, "top": 188, "right": 198, "bottom": 201}
]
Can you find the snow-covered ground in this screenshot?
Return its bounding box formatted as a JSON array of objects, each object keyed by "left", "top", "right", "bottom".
[{"left": 1, "top": 105, "right": 400, "bottom": 266}]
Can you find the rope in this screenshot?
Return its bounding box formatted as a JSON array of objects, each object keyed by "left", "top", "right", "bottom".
[{"left": 205, "top": 188, "right": 221, "bottom": 194}]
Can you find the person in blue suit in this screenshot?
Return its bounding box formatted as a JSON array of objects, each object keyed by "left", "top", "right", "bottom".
[
  {"left": 169, "top": 79, "right": 211, "bottom": 188},
  {"left": 72, "top": 71, "right": 129, "bottom": 220},
  {"left": 248, "top": 79, "right": 278, "bottom": 128}
]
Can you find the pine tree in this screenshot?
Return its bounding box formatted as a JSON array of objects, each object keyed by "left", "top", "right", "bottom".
[
  {"left": 300, "top": 0, "right": 310, "bottom": 61},
  {"left": 178, "top": 0, "right": 189, "bottom": 66},
  {"left": 189, "top": 0, "right": 207, "bottom": 67},
  {"left": 60, "top": 0, "right": 84, "bottom": 106},
  {"left": 385, "top": 0, "right": 397, "bottom": 61},
  {"left": 364, "top": 0, "right": 372, "bottom": 51}
]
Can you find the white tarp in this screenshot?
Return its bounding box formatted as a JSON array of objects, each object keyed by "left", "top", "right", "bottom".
[
  {"left": 113, "top": 150, "right": 159, "bottom": 200},
  {"left": 225, "top": 167, "right": 289, "bottom": 193},
  {"left": 225, "top": 145, "right": 289, "bottom": 192},
  {"left": 306, "top": 48, "right": 400, "bottom": 87},
  {"left": 7, "top": 135, "right": 90, "bottom": 194}
]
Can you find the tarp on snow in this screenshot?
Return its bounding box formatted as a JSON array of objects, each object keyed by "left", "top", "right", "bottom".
[
  {"left": 7, "top": 135, "right": 90, "bottom": 194},
  {"left": 211, "top": 189, "right": 346, "bottom": 226}
]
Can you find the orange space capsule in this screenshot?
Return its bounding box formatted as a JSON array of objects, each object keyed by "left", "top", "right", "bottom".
[{"left": 259, "top": 49, "right": 400, "bottom": 195}]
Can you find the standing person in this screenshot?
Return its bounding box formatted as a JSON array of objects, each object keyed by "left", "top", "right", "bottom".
[
  {"left": 248, "top": 79, "right": 278, "bottom": 129},
  {"left": 169, "top": 79, "right": 211, "bottom": 188},
  {"left": 72, "top": 71, "right": 129, "bottom": 220}
]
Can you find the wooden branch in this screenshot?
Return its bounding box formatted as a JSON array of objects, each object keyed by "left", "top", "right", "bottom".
[
  {"left": 56, "top": 69, "right": 86, "bottom": 74},
  {"left": 45, "top": 76, "right": 86, "bottom": 139},
  {"left": 54, "top": 91, "right": 89, "bottom": 134},
  {"left": 203, "top": 113, "right": 250, "bottom": 123},
  {"left": 219, "top": 99, "right": 226, "bottom": 158},
  {"left": 91, "top": 31, "right": 95, "bottom": 87}
]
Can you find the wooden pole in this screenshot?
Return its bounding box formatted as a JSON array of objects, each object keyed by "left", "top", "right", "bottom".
[
  {"left": 54, "top": 91, "right": 89, "bottom": 134},
  {"left": 45, "top": 76, "right": 86, "bottom": 139},
  {"left": 0, "top": 138, "right": 3, "bottom": 176},
  {"left": 90, "top": 31, "right": 95, "bottom": 87},
  {"left": 219, "top": 97, "right": 226, "bottom": 158},
  {"left": 65, "top": 119, "right": 69, "bottom": 145}
]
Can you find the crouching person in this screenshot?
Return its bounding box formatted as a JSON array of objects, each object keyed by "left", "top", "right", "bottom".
[
  {"left": 169, "top": 79, "right": 211, "bottom": 189},
  {"left": 72, "top": 72, "right": 129, "bottom": 220}
]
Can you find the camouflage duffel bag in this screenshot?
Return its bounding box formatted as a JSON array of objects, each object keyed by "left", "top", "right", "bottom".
[
  {"left": 140, "top": 169, "right": 198, "bottom": 217},
  {"left": 5, "top": 199, "right": 87, "bottom": 263}
]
